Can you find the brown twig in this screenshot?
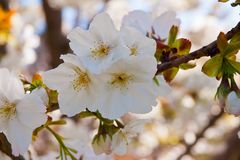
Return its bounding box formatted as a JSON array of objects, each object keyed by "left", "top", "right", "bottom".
[
  {"left": 0, "top": 134, "right": 25, "bottom": 160},
  {"left": 0, "top": 0, "right": 9, "bottom": 10},
  {"left": 156, "top": 21, "right": 240, "bottom": 75},
  {"left": 213, "top": 126, "right": 240, "bottom": 160},
  {"left": 176, "top": 108, "right": 224, "bottom": 160},
  {"left": 42, "top": 0, "right": 69, "bottom": 68},
  {"left": 0, "top": 0, "right": 9, "bottom": 59}
]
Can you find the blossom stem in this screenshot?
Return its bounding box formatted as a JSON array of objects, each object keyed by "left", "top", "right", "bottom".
[{"left": 46, "top": 126, "right": 77, "bottom": 160}]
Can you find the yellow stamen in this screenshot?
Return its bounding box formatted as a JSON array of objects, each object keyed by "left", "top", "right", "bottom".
[
  {"left": 0, "top": 99, "right": 16, "bottom": 119},
  {"left": 72, "top": 67, "right": 91, "bottom": 92},
  {"left": 129, "top": 44, "right": 138, "bottom": 56},
  {"left": 91, "top": 41, "right": 110, "bottom": 58},
  {"left": 110, "top": 73, "right": 133, "bottom": 89}
]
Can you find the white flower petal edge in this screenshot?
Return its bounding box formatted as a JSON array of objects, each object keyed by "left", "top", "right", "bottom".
[
  {"left": 67, "top": 13, "right": 129, "bottom": 74},
  {"left": 226, "top": 92, "right": 240, "bottom": 116},
  {"left": 16, "top": 88, "right": 48, "bottom": 129},
  {"left": 120, "top": 27, "right": 156, "bottom": 57},
  {"left": 121, "top": 10, "right": 180, "bottom": 40},
  {"left": 0, "top": 68, "right": 47, "bottom": 156},
  {"left": 121, "top": 10, "right": 152, "bottom": 35},
  {"left": 112, "top": 119, "right": 150, "bottom": 155},
  {"left": 99, "top": 56, "right": 158, "bottom": 119},
  {"left": 42, "top": 54, "right": 105, "bottom": 117},
  {"left": 0, "top": 68, "right": 24, "bottom": 102},
  {"left": 92, "top": 135, "right": 112, "bottom": 155},
  {"left": 152, "top": 11, "right": 181, "bottom": 39}
]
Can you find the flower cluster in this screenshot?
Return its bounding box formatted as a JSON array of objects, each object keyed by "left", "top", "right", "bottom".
[
  {"left": 0, "top": 9, "right": 183, "bottom": 158},
  {"left": 0, "top": 68, "right": 47, "bottom": 156},
  {"left": 43, "top": 12, "right": 159, "bottom": 119}
]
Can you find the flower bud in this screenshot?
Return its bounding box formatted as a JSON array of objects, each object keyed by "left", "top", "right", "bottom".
[
  {"left": 225, "top": 92, "right": 240, "bottom": 116},
  {"left": 92, "top": 134, "right": 112, "bottom": 155}
]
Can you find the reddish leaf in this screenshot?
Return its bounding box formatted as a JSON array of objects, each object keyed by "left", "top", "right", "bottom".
[
  {"left": 172, "top": 38, "right": 191, "bottom": 56},
  {"left": 217, "top": 32, "right": 228, "bottom": 53}
]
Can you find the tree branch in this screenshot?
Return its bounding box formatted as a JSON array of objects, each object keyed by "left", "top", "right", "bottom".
[
  {"left": 0, "top": 134, "right": 25, "bottom": 160},
  {"left": 213, "top": 126, "right": 240, "bottom": 160},
  {"left": 0, "top": 0, "right": 9, "bottom": 10},
  {"left": 176, "top": 108, "right": 224, "bottom": 160},
  {"left": 42, "top": 0, "right": 69, "bottom": 68},
  {"left": 156, "top": 21, "right": 240, "bottom": 75}
]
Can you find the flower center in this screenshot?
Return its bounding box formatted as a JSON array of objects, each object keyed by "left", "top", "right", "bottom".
[
  {"left": 72, "top": 67, "right": 91, "bottom": 92},
  {"left": 129, "top": 44, "right": 138, "bottom": 56},
  {"left": 0, "top": 99, "right": 16, "bottom": 119},
  {"left": 110, "top": 73, "right": 133, "bottom": 89},
  {"left": 91, "top": 41, "right": 110, "bottom": 58}
]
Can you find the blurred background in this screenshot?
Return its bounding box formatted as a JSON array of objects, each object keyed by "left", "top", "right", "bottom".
[{"left": 0, "top": 0, "right": 239, "bottom": 160}]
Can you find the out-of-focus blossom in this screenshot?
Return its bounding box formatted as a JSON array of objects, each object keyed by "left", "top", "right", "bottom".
[
  {"left": 0, "top": 7, "right": 14, "bottom": 44},
  {"left": 49, "top": 0, "right": 104, "bottom": 19},
  {"left": 174, "top": 64, "right": 218, "bottom": 100},
  {"left": 60, "top": 120, "right": 112, "bottom": 160},
  {"left": 226, "top": 92, "right": 240, "bottom": 116},
  {"left": 92, "top": 134, "right": 112, "bottom": 155},
  {"left": 112, "top": 119, "right": 150, "bottom": 155},
  {"left": 122, "top": 10, "right": 180, "bottom": 39},
  {"left": 0, "top": 14, "right": 39, "bottom": 71},
  {"left": 0, "top": 68, "right": 47, "bottom": 156}
]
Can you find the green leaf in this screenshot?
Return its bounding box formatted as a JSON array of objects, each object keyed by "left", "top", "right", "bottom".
[
  {"left": 163, "top": 67, "right": 179, "bottom": 83},
  {"left": 216, "top": 71, "right": 223, "bottom": 80},
  {"left": 179, "top": 62, "right": 196, "bottom": 70},
  {"left": 227, "top": 59, "right": 240, "bottom": 74},
  {"left": 101, "top": 118, "right": 114, "bottom": 125},
  {"left": 218, "top": 0, "right": 229, "bottom": 2},
  {"left": 79, "top": 110, "right": 95, "bottom": 118},
  {"left": 153, "top": 76, "right": 159, "bottom": 86},
  {"left": 172, "top": 38, "right": 191, "bottom": 56},
  {"left": 202, "top": 54, "right": 223, "bottom": 77},
  {"left": 217, "top": 32, "right": 228, "bottom": 53},
  {"left": 222, "top": 60, "right": 237, "bottom": 75},
  {"left": 224, "top": 41, "right": 240, "bottom": 56},
  {"left": 215, "top": 83, "right": 230, "bottom": 99},
  {"left": 68, "top": 147, "right": 78, "bottom": 154},
  {"left": 230, "top": 32, "right": 240, "bottom": 43},
  {"left": 48, "top": 119, "right": 67, "bottom": 126},
  {"left": 168, "top": 26, "right": 178, "bottom": 46}
]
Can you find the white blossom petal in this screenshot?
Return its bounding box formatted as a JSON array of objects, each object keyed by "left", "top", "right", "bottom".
[
  {"left": 0, "top": 68, "right": 24, "bottom": 102},
  {"left": 120, "top": 27, "right": 156, "bottom": 57},
  {"left": 152, "top": 11, "right": 180, "bottom": 39},
  {"left": 6, "top": 119, "right": 32, "bottom": 156},
  {"left": 89, "top": 12, "right": 118, "bottom": 43},
  {"left": 42, "top": 63, "right": 77, "bottom": 91},
  {"left": 16, "top": 92, "right": 47, "bottom": 129},
  {"left": 121, "top": 10, "right": 152, "bottom": 35},
  {"left": 226, "top": 92, "right": 240, "bottom": 116},
  {"left": 112, "top": 131, "right": 127, "bottom": 155},
  {"left": 67, "top": 27, "right": 95, "bottom": 56}
]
